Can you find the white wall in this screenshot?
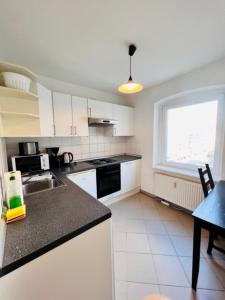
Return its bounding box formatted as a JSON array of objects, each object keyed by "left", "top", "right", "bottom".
[
  {"left": 128, "top": 57, "right": 225, "bottom": 194},
  {"left": 6, "top": 127, "right": 128, "bottom": 168},
  {"left": 39, "top": 75, "right": 127, "bottom": 105}
]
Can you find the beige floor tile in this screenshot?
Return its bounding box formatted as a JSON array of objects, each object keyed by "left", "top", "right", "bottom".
[
  {"left": 145, "top": 220, "right": 167, "bottom": 235},
  {"left": 139, "top": 196, "right": 158, "bottom": 210},
  {"left": 113, "top": 220, "right": 128, "bottom": 233},
  {"left": 112, "top": 194, "right": 225, "bottom": 300},
  {"left": 115, "top": 281, "right": 127, "bottom": 300},
  {"left": 179, "top": 215, "right": 194, "bottom": 231},
  {"left": 171, "top": 236, "right": 204, "bottom": 257},
  {"left": 122, "top": 207, "right": 150, "bottom": 220},
  {"left": 157, "top": 205, "right": 181, "bottom": 221},
  {"left": 126, "top": 219, "right": 147, "bottom": 233},
  {"left": 127, "top": 253, "right": 158, "bottom": 284},
  {"left": 113, "top": 219, "right": 146, "bottom": 233},
  {"left": 207, "top": 257, "right": 225, "bottom": 289},
  {"left": 126, "top": 233, "right": 150, "bottom": 253},
  {"left": 180, "top": 217, "right": 208, "bottom": 238},
  {"left": 142, "top": 208, "right": 162, "bottom": 220},
  {"left": 159, "top": 285, "right": 195, "bottom": 300},
  {"left": 111, "top": 206, "right": 144, "bottom": 221},
  {"left": 163, "top": 220, "right": 192, "bottom": 236},
  {"left": 127, "top": 282, "right": 159, "bottom": 300},
  {"left": 197, "top": 289, "right": 225, "bottom": 300},
  {"left": 114, "top": 252, "right": 127, "bottom": 281},
  {"left": 113, "top": 232, "right": 127, "bottom": 252},
  {"left": 148, "top": 234, "right": 176, "bottom": 255},
  {"left": 180, "top": 257, "right": 224, "bottom": 290},
  {"left": 153, "top": 255, "right": 189, "bottom": 286},
  {"left": 201, "top": 237, "right": 225, "bottom": 259}
]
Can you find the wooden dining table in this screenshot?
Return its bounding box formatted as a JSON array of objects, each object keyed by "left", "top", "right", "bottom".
[{"left": 192, "top": 180, "right": 225, "bottom": 290}]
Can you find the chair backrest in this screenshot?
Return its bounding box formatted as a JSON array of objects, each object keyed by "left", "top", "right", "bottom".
[{"left": 198, "top": 164, "right": 215, "bottom": 197}]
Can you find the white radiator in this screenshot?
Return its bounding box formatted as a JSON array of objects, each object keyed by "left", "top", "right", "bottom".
[{"left": 154, "top": 173, "right": 203, "bottom": 211}]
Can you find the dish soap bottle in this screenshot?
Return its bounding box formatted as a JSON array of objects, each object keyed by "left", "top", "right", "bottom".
[{"left": 4, "top": 171, "right": 24, "bottom": 209}]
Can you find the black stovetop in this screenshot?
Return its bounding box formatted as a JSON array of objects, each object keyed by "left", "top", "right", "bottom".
[{"left": 87, "top": 158, "right": 116, "bottom": 166}]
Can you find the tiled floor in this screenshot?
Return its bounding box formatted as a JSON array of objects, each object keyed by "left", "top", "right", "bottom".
[{"left": 110, "top": 192, "right": 225, "bottom": 300}]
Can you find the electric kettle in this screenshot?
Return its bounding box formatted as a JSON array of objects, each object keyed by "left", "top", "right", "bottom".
[{"left": 61, "top": 152, "right": 73, "bottom": 165}]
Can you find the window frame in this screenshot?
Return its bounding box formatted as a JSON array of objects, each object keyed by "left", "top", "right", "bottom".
[{"left": 153, "top": 90, "right": 225, "bottom": 178}]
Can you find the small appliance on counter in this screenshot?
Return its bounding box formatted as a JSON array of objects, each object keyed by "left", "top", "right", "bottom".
[
  {"left": 61, "top": 152, "right": 73, "bottom": 165},
  {"left": 46, "top": 147, "right": 61, "bottom": 169},
  {"left": 11, "top": 154, "right": 49, "bottom": 174},
  {"left": 19, "top": 142, "right": 40, "bottom": 156}
]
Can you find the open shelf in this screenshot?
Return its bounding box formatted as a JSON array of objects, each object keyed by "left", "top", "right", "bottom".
[
  {"left": 0, "top": 86, "right": 38, "bottom": 101},
  {"left": 0, "top": 61, "right": 38, "bottom": 81},
  {"left": 0, "top": 111, "right": 40, "bottom": 119},
  {"left": 0, "top": 61, "right": 38, "bottom": 101}
]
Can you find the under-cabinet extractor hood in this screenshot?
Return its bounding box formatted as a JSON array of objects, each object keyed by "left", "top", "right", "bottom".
[{"left": 88, "top": 118, "right": 118, "bottom": 127}]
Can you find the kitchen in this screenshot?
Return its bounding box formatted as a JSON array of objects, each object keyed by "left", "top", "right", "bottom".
[
  {"left": 0, "top": 61, "right": 142, "bottom": 299},
  {"left": 1, "top": 1, "right": 225, "bottom": 300}
]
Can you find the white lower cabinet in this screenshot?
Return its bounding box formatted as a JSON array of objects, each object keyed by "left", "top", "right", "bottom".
[
  {"left": 0, "top": 220, "right": 113, "bottom": 300},
  {"left": 67, "top": 169, "right": 97, "bottom": 198},
  {"left": 67, "top": 160, "right": 141, "bottom": 204},
  {"left": 121, "top": 160, "right": 141, "bottom": 193}
]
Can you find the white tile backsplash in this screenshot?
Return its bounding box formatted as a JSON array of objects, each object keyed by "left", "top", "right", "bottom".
[{"left": 5, "top": 127, "right": 134, "bottom": 162}]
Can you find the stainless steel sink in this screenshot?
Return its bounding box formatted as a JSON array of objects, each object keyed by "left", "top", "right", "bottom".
[{"left": 22, "top": 175, "right": 64, "bottom": 196}]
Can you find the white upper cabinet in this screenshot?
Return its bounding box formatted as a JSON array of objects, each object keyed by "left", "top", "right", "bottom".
[
  {"left": 88, "top": 99, "right": 113, "bottom": 119},
  {"left": 52, "top": 92, "right": 73, "bottom": 136},
  {"left": 112, "top": 104, "right": 134, "bottom": 136},
  {"left": 37, "top": 84, "right": 54, "bottom": 136},
  {"left": 72, "top": 96, "right": 88, "bottom": 137}
]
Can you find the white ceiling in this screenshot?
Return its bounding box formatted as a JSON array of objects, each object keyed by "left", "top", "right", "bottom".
[{"left": 1, "top": 0, "right": 225, "bottom": 94}]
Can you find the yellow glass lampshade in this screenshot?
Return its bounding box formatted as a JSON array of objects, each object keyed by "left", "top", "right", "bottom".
[{"left": 118, "top": 79, "right": 143, "bottom": 94}]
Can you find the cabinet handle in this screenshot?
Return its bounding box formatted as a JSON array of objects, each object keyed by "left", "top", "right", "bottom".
[
  {"left": 70, "top": 125, "right": 73, "bottom": 135},
  {"left": 53, "top": 124, "right": 56, "bottom": 136},
  {"left": 88, "top": 107, "right": 91, "bottom": 117},
  {"left": 74, "top": 126, "right": 77, "bottom": 135}
]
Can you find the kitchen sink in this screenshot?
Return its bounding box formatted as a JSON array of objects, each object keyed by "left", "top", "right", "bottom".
[{"left": 22, "top": 173, "right": 64, "bottom": 196}]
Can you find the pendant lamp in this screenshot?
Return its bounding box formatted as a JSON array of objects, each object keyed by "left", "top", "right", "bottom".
[{"left": 118, "top": 44, "right": 143, "bottom": 94}]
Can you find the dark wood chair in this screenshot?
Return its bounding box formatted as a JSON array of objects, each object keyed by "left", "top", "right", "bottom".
[{"left": 198, "top": 164, "right": 225, "bottom": 255}]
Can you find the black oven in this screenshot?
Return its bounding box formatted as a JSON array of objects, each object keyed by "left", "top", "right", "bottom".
[{"left": 96, "top": 164, "right": 121, "bottom": 199}]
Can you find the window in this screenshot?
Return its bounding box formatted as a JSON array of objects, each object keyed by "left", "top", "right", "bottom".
[
  {"left": 154, "top": 90, "right": 225, "bottom": 177},
  {"left": 166, "top": 101, "right": 218, "bottom": 166}
]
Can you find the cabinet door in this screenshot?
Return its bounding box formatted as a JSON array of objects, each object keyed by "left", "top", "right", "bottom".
[
  {"left": 113, "top": 104, "right": 134, "bottom": 136},
  {"left": 37, "top": 84, "right": 54, "bottom": 136},
  {"left": 72, "top": 96, "right": 88, "bottom": 136},
  {"left": 88, "top": 99, "right": 113, "bottom": 119},
  {"left": 121, "top": 160, "right": 141, "bottom": 193},
  {"left": 68, "top": 170, "right": 97, "bottom": 198},
  {"left": 52, "top": 92, "right": 73, "bottom": 136}
]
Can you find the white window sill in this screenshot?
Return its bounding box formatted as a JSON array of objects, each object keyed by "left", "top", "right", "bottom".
[{"left": 153, "top": 165, "right": 220, "bottom": 183}]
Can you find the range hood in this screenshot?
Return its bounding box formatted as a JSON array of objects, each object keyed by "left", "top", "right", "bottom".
[{"left": 88, "top": 117, "right": 118, "bottom": 127}]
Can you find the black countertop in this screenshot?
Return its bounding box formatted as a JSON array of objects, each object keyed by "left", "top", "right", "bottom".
[
  {"left": 53, "top": 154, "right": 141, "bottom": 176},
  {"left": 1, "top": 154, "right": 141, "bottom": 277}
]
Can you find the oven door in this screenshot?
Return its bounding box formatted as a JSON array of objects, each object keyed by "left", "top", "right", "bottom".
[{"left": 96, "top": 164, "right": 121, "bottom": 199}]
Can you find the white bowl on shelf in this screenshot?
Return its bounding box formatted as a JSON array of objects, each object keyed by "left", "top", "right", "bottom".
[{"left": 1, "top": 72, "right": 31, "bottom": 92}]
